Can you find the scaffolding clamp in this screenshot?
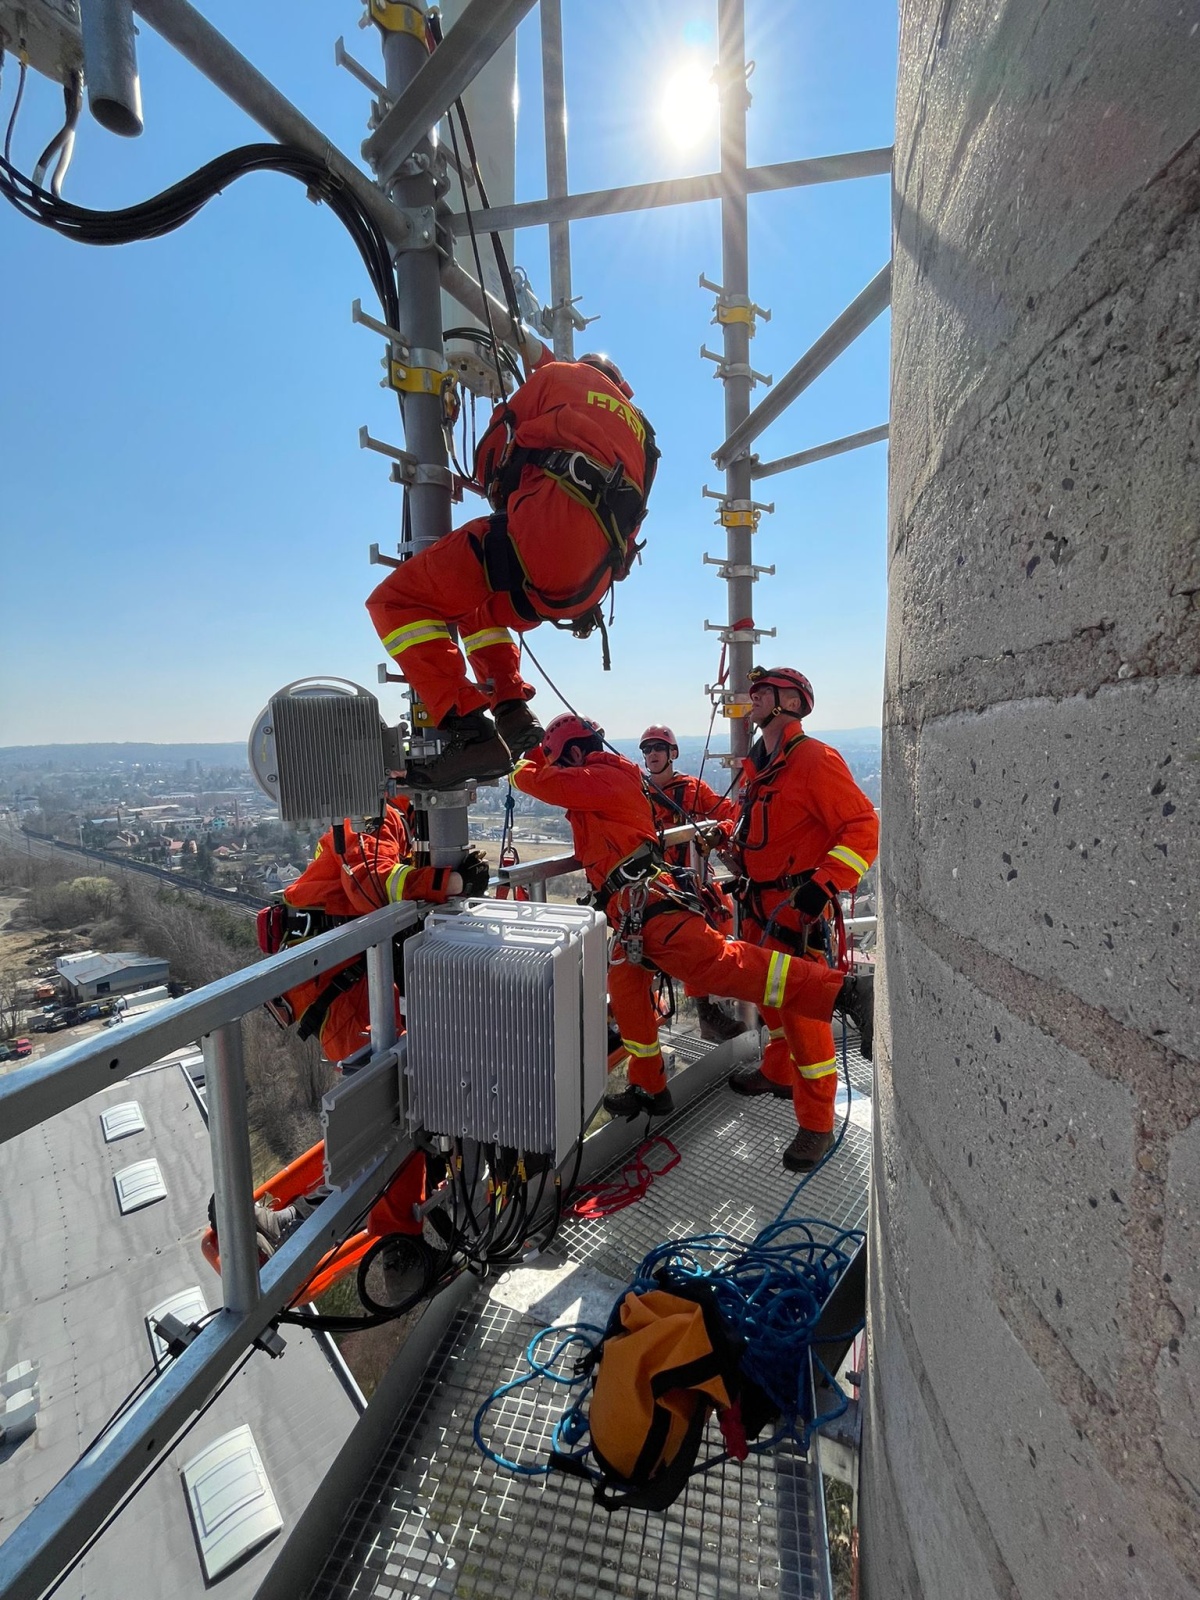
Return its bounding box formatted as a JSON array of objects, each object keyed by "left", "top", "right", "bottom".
[
  {"left": 699, "top": 345, "right": 772, "bottom": 388},
  {"left": 365, "top": 0, "right": 425, "bottom": 40},
  {"left": 703, "top": 553, "right": 775, "bottom": 580},
  {"left": 388, "top": 348, "right": 452, "bottom": 397},
  {"left": 389, "top": 204, "right": 437, "bottom": 249},
  {"left": 699, "top": 274, "right": 771, "bottom": 333},
  {"left": 702, "top": 488, "right": 775, "bottom": 529},
  {"left": 704, "top": 620, "right": 776, "bottom": 645}
]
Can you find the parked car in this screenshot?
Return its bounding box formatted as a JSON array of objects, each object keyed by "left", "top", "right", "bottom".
[
  {"left": 13, "top": 1038, "right": 32, "bottom": 1058},
  {"left": 0, "top": 1044, "right": 14, "bottom": 1063},
  {"left": 77, "top": 1004, "right": 101, "bottom": 1022},
  {"left": 45, "top": 1015, "right": 70, "bottom": 1032},
  {"left": 27, "top": 1016, "right": 50, "bottom": 1033}
]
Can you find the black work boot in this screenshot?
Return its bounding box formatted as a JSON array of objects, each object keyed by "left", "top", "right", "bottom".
[
  {"left": 494, "top": 698, "right": 545, "bottom": 758},
  {"left": 404, "top": 709, "right": 512, "bottom": 790},
  {"left": 602, "top": 1084, "right": 675, "bottom": 1121},
  {"left": 782, "top": 1126, "right": 836, "bottom": 1172},
  {"left": 835, "top": 967, "right": 875, "bottom": 1060},
  {"left": 697, "top": 998, "right": 750, "bottom": 1044},
  {"left": 728, "top": 1063, "right": 791, "bottom": 1099}
]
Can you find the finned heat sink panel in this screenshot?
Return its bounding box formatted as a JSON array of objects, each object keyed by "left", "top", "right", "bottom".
[
  {"left": 455, "top": 898, "right": 608, "bottom": 1120},
  {"left": 268, "top": 690, "right": 386, "bottom": 824},
  {"left": 404, "top": 906, "right": 605, "bottom": 1160}
]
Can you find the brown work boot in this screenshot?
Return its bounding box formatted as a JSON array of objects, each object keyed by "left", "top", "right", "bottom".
[
  {"left": 602, "top": 1084, "right": 675, "bottom": 1121},
  {"left": 728, "top": 1064, "right": 791, "bottom": 1099},
  {"left": 494, "top": 698, "right": 545, "bottom": 758},
  {"left": 404, "top": 709, "right": 512, "bottom": 790},
  {"left": 697, "top": 998, "right": 750, "bottom": 1043},
  {"left": 835, "top": 967, "right": 875, "bottom": 1060},
  {"left": 782, "top": 1127, "right": 836, "bottom": 1172}
]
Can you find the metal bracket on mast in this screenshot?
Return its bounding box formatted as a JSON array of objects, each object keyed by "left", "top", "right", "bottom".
[
  {"left": 701, "top": 485, "right": 775, "bottom": 529},
  {"left": 699, "top": 272, "right": 770, "bottom": 335},
  {"left": 703, "top": 553, "right": 775, "bottom": 581},
  {"left": 704, "top": 619, "right": 776, "bottom": 644},
  {"left": 334, "top": 38, "right": 389, "bottom": 103},
  {"left": 352, "top": 297, "right": 409, "bottom": 357},
  {"left": 700, "top": 345, "right": 772, "bottom": 388}
]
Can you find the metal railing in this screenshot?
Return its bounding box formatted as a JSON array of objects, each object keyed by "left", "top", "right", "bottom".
[
  {"left": 495, "top": 825, "right": 879, "bottom": 940},
  {"left": 0, "top": 899, "right": 422, "bottom": 1600}
]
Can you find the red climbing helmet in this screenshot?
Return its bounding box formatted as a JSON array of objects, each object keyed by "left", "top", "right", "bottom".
[
  {"left": 578, "top": 352, "right": 633, "bottom": 399},
  {"left": 542, "top": 713, "right": 605, "bottom": 764},
  {"left": 747, "top": 666, "right": 815, "bottom": 718},
  {"left": 639, "top": 725, "right": 678, "bottom": 758}
]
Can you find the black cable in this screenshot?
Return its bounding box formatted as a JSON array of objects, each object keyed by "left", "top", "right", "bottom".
[
  {"left": 45, "top": 1341, "right": 255, "bottom": 1599},
  {"left": 4, "top": 57, "right": 27, "bottom": 167},
  {"left": 442, "top": 104, "right": 508, "bottom": 400},
  {"left": 0, "top": 140, "right": 400, "bottom": 332}
]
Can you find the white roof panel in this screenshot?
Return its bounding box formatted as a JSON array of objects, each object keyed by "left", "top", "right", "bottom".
[
  {"left": 100, "top": 1102, "right": 146, "bottom": 1142},
  {"left": 114, "top": 1158, "right": 167, "bottom": 1214},
  {"left": 145, "top": 1287, "right": 209, "bottom": 1371},
  {"left": 182, "top": 1425, "right": 282, "bottom": 1581}
]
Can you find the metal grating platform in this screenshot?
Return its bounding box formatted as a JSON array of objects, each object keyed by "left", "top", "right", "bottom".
[{"left": 308, "top": 1042, "right": 872, "bottom": 1600}]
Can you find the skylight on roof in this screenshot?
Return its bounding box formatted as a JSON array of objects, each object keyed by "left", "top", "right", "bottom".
[
  {"left": 182, "top": 1425, "right": 282, "bottom": 1580},
  {"left": 114, "top": 1158, "right": 167, "bottom": 1213},
  {"left": 146, "top": 1287, "right": 209, "bottom": 1371},
  {"left": 100, "top": 1101, "right": 146, "bottom": 1142}
]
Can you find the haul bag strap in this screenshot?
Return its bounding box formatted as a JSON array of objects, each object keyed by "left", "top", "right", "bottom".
[{"left": 295, "top": 956, "right": 368, "bottom": 1042}]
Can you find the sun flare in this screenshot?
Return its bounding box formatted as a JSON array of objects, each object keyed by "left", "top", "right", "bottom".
[{"left": 659, "top": 61, "right": 718, "bottom": 150}]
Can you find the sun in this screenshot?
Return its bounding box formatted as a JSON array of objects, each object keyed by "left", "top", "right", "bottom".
[{"left": 659, "top": 61, "right": 719, "bottom": 151}]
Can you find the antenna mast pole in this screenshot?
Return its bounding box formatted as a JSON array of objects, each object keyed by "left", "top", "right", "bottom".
[
  {"left": 375, "top": 2, "right": 462, "bottom": 865},
  {"left": 716, "top": 0, "right": 756, "bottom": 764},
  {"left": 540, "top": 0, "right": 575, "bottom": 359}
]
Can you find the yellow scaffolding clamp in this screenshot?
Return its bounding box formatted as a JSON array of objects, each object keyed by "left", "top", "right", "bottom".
[
  {"left": 366, "top": 0, "right": 426, "bottom": 40},
  {"left": 699, "top": 271, "right": 771, "bottom": 336}
]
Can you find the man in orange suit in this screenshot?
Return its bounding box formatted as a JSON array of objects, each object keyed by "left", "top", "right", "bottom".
[
  {"left": 366, "top": 354, "right": 656, "bottom": 790},
  {"left": 512, "top": 714, "right": 873, "bottom": 1165},
  {"left": 727, "top": 668, "right": 879, "bottom": 1170}
]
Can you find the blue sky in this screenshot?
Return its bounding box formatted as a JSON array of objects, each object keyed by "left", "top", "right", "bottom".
[{"left": 0, "top": 1, "right": 895, "bottom": 745}]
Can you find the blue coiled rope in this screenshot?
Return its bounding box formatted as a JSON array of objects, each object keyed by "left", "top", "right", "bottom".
[{"left": 474, "top": 1025, "right": 864, "bottom": 1475}]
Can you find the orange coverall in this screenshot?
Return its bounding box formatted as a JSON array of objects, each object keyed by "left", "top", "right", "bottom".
[
  {"left": 734, "top": 730, "right": 879, "bottom": 1133},
  {"left": 276, "top": 801, "right": 458, "bottom": 1237},
  {"left": 647, "top": 771, "right": 736, "bottom": 988},
  {"left": 512, "top": 748, "right": 846, "bottom": 1097},
  {"left": 365, "top": 360, "right": 651, "bottom": 726}
]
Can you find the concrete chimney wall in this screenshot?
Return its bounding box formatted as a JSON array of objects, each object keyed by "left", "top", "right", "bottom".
[{"left": 865, "top": 0, "right": 1200, "bottom": 1594}]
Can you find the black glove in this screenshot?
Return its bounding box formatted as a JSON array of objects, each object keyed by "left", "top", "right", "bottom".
[
  {"left": 456, "top": 847, "right": 491, "bottom": 898},
  {"left": 792, "top": 873, "right": 833, "bottom": 920}
]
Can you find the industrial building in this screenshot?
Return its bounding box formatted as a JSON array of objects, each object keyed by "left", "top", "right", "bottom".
[{"left": 56, "top": 951, "right": 170, "bottom": 1002}]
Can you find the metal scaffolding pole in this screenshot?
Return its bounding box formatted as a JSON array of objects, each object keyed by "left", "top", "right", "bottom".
[
  {"left": 753, "top": 422, "right": 890, "bottom": 480},
  {"left": 448, "top": 147, "right": 893, "bottom": 235},
  {"left": 376, "top": 4, "right": 462, "bottom": 866},
  {"left": 540, "top": 0, "right": 575, "bottom": 358},
  {"left": 714, "top": 263, "right": 892, "bottom": 469},
  {"left": 717, "top": 0, "right": 755, "bottom": 765}
]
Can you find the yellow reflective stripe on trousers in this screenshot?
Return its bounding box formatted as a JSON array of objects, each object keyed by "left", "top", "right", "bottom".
[
  {"left": 463, "top": 626, "right": 515, "bottom": 655},
  {"left": 798, "top": 1056, "right": 838, "bottom": 1080},
  {"left": 381, "top": 619, "right": 452, "bottom": 657},
  {"left": 828, "top": 844, "right": 870, "bottom": 879},
  {"left": 763, "top": 950, "right": 791, "bottom": 1009},
  {"left": 622, "top": 1038, "right": 661, "bottom": 1059},
  {"left": 385, "top": 862, "right": 413, "bottom": 902}
]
